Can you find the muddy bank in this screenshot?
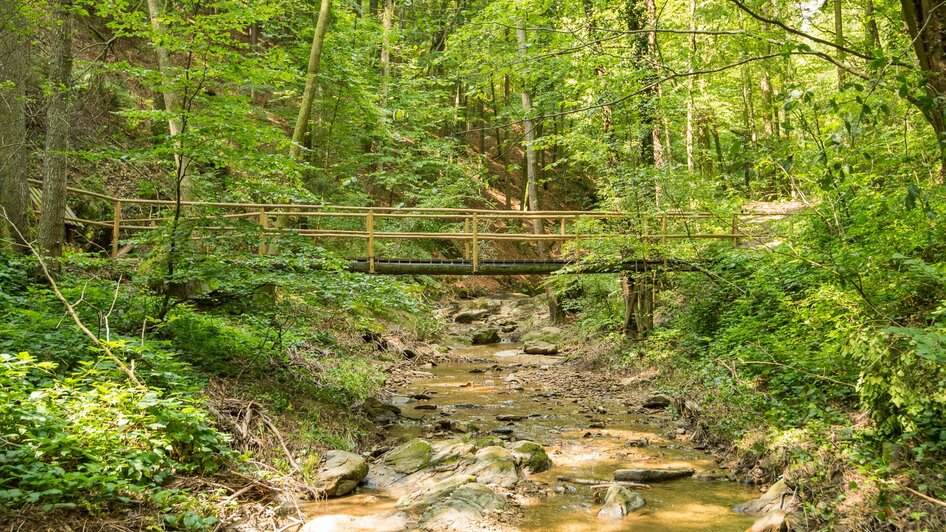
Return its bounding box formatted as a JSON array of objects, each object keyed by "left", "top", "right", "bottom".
[{"left": 301, "top": 295, "right": 785, "bottom": 531}]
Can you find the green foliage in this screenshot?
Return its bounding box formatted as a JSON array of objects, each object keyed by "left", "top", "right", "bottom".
[{"left": 0, "top": 352, "right": 230, "bottom": 511}]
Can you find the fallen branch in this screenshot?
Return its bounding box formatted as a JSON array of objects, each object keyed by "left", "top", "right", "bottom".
[
  {"left": 557, "top": 476, "right": 650, "bottom": 490},
  {"left": 2, "top": 212, "right": 142, "bottom": 387}
]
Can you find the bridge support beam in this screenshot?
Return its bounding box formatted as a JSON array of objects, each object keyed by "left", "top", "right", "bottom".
[{"left": 623, "top": 271, "right": 656, "bottom": 339}]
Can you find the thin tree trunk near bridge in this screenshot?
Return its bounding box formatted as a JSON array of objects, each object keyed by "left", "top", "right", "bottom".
[
  {"left": 38, "top": 0, "right": 74, "bottom": 258},
  {"left": 516, "top": 18, "right": 563, "bottom": 324},
  {"left": 146, "top": 0, "right": 193, "bottom": 201},
  {"left": 290, "top": 0, "right": 332, "bottom": 159},
  {"left": 900, "top": 0, "right": 946, "bottom": 180},
  {"left": 0, "top": 0, "right": 30, "bottom": 251}
]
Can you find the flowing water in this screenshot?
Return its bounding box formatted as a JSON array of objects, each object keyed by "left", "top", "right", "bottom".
[{"left": 305, "top": 342, "right": 759, "bottom": 531}]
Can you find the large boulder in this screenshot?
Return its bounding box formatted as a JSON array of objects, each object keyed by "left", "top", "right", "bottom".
[
  {"left": 471, "top": 328, "right": 501, "bottom": 345},
  {"left": 396, "top": 475, "right": 477, "bottom": 512},
  {"left": 384, "top": 439, "right": 433, "bottom": 474},
  {"left": 734, "top": 479, "right": 797, "bottom": 515},
  {"left": 461, "top": 446, "right": 519, "bottom": 488},
  {"left": 597, "top": 486, "right": 646, "bottom": 520},
  {"left": 613, "top": 468, "right": 694, "bottom": 482},
  {"left": 642, "top": 394, "right": 672, "bottom": 409},
  {"left": 523, "top": 340, "right": 558, "bottom": 355},
  {"left": 301, "top": 512, "right": 408, "bottom": 532},
  {"left": 507, "top": 441, "right": 551, "bottom": 473},
  {"left": 419, "top": 482, "right": 507, "bottom": 529},
  {"left": 522, "top": 326, "right": 564, "bottom": 345},
  {"left": 316, "top": 450, "right": 369, "bottom": 497}
]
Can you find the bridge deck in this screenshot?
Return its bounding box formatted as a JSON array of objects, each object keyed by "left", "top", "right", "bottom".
[{"left": 346, "top": 258, "right": 698, "bottom": 275}]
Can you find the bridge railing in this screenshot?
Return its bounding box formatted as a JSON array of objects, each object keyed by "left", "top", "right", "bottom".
[{"left": 38, "top": 180, "right": 798, "bottom": 272}]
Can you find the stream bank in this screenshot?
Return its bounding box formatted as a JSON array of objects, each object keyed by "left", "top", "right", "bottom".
[{"left": 301, "top": 294, "right": 791, "bottom": 531}]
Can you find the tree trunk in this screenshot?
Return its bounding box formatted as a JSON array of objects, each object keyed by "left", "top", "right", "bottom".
[
  {"left": 381, "top": 0, "right": 393, "bottom": 82},
  {"left": 146, "top": 0, "right": 192, "bottom": 200},
  {"left": 901, "top": 0, "right": 946, "bottom": 179},
  {"left": 834, "top": 0, "right": 845, "bottom": 90},
  {"left": 38, "top": 0, "right": 74, "bottom": 257},
  {"left": 290, "top": 0, "right": 332, "bottom": 159},
  {"left": 865, "top": 0, "right": 880, "bottom": 51},
  {"left": 0, "top": 0, "right": 30, "bottom": 250},
  {"left": 685, "top": 0, "right": 696, "bottom": 172},
  {"left": 517, "top": 18, "right": 563, "bottom": 323}
]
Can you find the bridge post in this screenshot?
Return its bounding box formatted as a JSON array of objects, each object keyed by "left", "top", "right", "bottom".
[
  {"left": 367, "top": 209, "right": 375, "bottom": 273},
  {"left": 463, "top": 218, "right": 470, "bottom": 259},
  {"left": 258, "top": 209, "right": 269, "bottom": 256},
  {"left": 471, "top": 212, "right": 479, "bottom": 273},
  {"left": 111, "top": 200, "right": 121, "bottom": 258}
]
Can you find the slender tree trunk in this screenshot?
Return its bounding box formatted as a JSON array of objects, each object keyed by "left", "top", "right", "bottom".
[
  {"left": 0, "top": 0, "right": 30, "bottom": 250},
  {"left": 685, "top": 0, "right": 696, "bottom": 172},
  {"left": 901, "top": 0, "right": 946, "bottom": 179},
  {"left": 381, "top": 0, "right": 393, "bottom": 82},
  {"left": 517, "top": 18, "right": 562, "bottom": 323},
  {"left": 290, "top": 0, "right": 332, "bottom": 159},
  {"left": 146, "top": 0, "right": 192, "bottom": 200},
  {"left": 834, "top": 0, "right": 845, "bottom": 90},
  {"left": 38, "top": 0, "right": 74, "bottom": 257},
  {"left": 865, "top": 0, "right": 880, "bottom": 51}
]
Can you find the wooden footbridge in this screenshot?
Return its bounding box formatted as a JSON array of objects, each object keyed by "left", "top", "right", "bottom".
[{"left": 46, "top": 181, "right": 795, "bottom": 276}]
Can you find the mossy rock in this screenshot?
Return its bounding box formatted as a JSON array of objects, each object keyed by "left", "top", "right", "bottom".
[{"left": 383, "top": 439, "right": 433, "bottom": 474}]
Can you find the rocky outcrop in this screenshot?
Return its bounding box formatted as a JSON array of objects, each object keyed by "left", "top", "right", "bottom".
[
  {"left": 471, "top": 327, "right": 501, "bottom": 345},
  {"left": 507, "top": 440, "right": 551, "bottom": 473},
  {"left": 613, "top": 468, "right": 694, "bottom": 482},
  {"left": 396, "top": 475, "right": 477, "bottom": 512},
  {"left": 597, "top": 485, "right": 646, "bottom": 520},
  {"left": 384, "top": 439, "right": 433, "bottom": 474},
  {"left": 316, "top": 451, "right": 369, "bottom": 497},
  {"left": 362, "top": 397, "right": 401, "bottom": 424}
]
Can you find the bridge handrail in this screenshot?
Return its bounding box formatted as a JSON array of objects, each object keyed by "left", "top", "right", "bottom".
[{"left": 42, "top": 179, "right": 802, "bottom": 269}]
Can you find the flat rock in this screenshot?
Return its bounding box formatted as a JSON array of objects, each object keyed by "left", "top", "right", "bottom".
[
  {"left": 301, "top": 512, "right": 409, "bottom": 532},
  {"left": 383, "top": 439, "right": 433, "bottom": 474},
  {"left": 461, "top": 446, "right": 519, "bottom": 488},
  {"left": 396, "top": 474, "right": 477, "bottom": 512},
  {"left": 597, "top": 486, "right": 646, "bottom": 520},
  {"left": 316, "top": 450, "right": 369, "bottom": 497},
  {"left": 747, "top": 510, "right": 789, "bottom": 532},
  {"left": 496, "top": 414, "right": 526, "bottom": 421},
  {"left": 734, "top": 479, "right": 797, "bottom": 515},
  {"left": 419, "top": 482, "right": 507, "bottom": 529},
  {"left": 523, "top": 340, "right": 559, "bottom": 355},
  {"left": 454, "top": 309, "right": 489, "bottom": 323},
  {"left": 613, "top": 468, "right": 694, "bottom": 482}
]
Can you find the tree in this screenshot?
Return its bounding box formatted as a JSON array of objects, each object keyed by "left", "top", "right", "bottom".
[
  {"left": 0, "top": 0, "right": 30, "bottom": 250},
  {"left": 291, "top": 0, "right": 333, "bottom": 159},
  {"left": 145, "top": 0, "right": 193, "bottom": 201},
  {"left": 37, "top": 0, "right": 74, "bottom": 257}
]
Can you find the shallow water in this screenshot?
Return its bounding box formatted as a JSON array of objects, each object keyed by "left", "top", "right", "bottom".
[{"left": 306, "top": 343, "right": 758, "bottom": 531}]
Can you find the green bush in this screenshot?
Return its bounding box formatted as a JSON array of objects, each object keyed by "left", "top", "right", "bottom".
[{"left": 0, "top": 352, "right": 231, "bottom": 511}]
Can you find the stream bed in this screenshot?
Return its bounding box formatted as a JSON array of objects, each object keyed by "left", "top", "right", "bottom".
[{"left": 304, "top": 341, "right": 760, "bottom": 531}]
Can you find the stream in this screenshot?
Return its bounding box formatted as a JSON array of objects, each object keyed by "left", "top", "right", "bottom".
[{"left": 304, "top": 333, "right": 761, "bottom": 531}]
